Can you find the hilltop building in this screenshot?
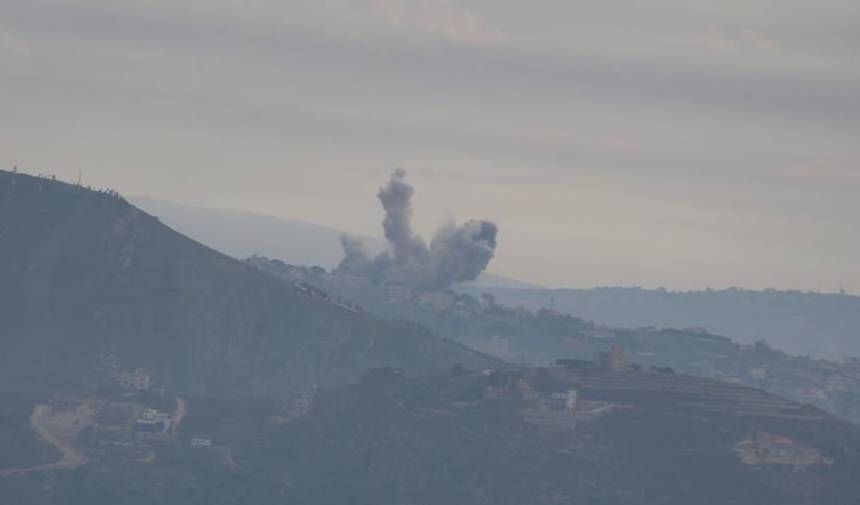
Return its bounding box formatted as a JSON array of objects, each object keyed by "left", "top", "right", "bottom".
[
  {"left": 550, "top": 390, "right": 578, "bottom": 412},
  {"left": 135, "top": 409, "right": 170, "bottom": 434},
  {"left": 523, "top": 389, "right": 580, "bottom": 428}
]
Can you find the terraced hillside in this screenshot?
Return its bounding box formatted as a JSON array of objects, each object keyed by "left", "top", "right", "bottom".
[
  {"left": 3, "top": 367, "right": 857, "bottom": 505},
  {"left": 252, "top": 367, "right": 860, "bottom": 504}
]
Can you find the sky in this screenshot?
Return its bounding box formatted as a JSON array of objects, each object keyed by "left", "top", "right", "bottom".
[{"left": 2, "top": 0, "right": 858, "bottom": 292}]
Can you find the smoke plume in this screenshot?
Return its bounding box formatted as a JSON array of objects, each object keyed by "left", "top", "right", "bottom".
[{"left": 338, "top": 169, "right": 498, "bottom": 289}]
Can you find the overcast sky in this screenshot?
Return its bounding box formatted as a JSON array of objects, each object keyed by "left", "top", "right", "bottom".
[{"left": 2, "top": 0, "right": 858, "bottom": 291}]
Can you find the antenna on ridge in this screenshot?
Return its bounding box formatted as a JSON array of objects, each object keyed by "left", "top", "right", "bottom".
[{"left": 77, "top": 172, "right": 83, "bottom": 186}]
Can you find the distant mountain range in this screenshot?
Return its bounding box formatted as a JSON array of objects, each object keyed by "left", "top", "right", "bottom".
[{"left": 463, "top": 287, "right": 860, "bottom": 360}]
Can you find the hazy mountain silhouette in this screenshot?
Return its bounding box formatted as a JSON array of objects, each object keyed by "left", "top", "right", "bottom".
[
  {"left": 0, "top": 171, "right": 497, "bottom": 396},
  {"left": 464, "top": 287, "right": 860, "bottom": 360}
]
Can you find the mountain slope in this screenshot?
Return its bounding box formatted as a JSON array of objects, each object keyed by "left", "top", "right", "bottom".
[
  {"left": 3, "top": 171, "right": 860, "bottom": 505},
  {"left": 257, "top": 368, "right": 860, "bottom": 505},
  {"left": 129, "top": 197, "right": 857, "bottom": 357},
  {"left": 129, "top": 196, "right": 378, "bottom": 271},
  {"left": 130, "top": 196, "right": 538, "bottom": 289},
  {"left": 4, "top": 367, "right": 860, "bottom": 505},
  {"left": 249, "top": 258, "right": 860, "bottom": 426},
  {"left": 0, "top": 171, "right": 496, "bottom": 396}
]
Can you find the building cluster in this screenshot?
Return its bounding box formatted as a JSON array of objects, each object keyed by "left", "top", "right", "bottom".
[
  {"left": 190, "top": 437, "right": 213, "bottom": 448},
  {"left": 285, "top": 390, "right": 315, "bottom": 420},
  {"left": 98, "top": 349, "right": 154, "bottom": 393},
  {"left": 118, "top": 368, "right": 152, "bottom": 392},
  {"left": 135, "top": 408, "right": 171, "bottom": 435},
  {"left": 549, "top": 390, "right": 579, "bottom": 413},
  {"left": 523, "top": 389, "right": 581, "bottom": 429},
  {"left": 735, "top": 432, "right": 830, "bottom": 467}
]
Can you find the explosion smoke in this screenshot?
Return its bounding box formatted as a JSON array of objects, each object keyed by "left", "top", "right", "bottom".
[{"left": 338, "top": 169, "right": 498, "bottom": 289}]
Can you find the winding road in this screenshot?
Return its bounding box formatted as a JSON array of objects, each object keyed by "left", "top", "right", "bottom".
[{"left": 0, "top": 401, "right": 94, "bottom": 476}]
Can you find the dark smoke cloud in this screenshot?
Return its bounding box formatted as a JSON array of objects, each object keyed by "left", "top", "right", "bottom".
[
  {"left": 338, "top": 169, "right": 498, "bottom": 289},
  {"left": 378, "top": 168, "right": 430, "bottom": 267}
]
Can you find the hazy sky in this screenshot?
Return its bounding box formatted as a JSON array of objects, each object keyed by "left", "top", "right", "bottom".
[{"left": 2, "top": 0, "right": 858, "bottom": 291}]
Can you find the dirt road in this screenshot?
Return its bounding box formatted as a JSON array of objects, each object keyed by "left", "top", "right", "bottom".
[
  {"left": 0, "top": 400, "right": 95, "bottom": 476},
  {"left": 171, "top": 397, "right": 187, "bottom": 436}
]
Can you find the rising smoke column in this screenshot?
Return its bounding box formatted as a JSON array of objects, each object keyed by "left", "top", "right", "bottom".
[
  {"left": 377, "top": 168, "right": 430, "bottom": 267},
  {"left": 338, "top": 169, "right": 498, "bottom": 289}
]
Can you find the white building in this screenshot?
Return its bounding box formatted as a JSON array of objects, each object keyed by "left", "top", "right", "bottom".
[
  {"left": 135, "top": 409, "right": 171, "bottom": 435},
  {"left": 141, "top": 409, "right": 170, "bottom": 423},
  {"left": 191, "top": 438, "right": 213, "bottom": 448},
  {"left": 550, "top": 390, "right": 578, "bottom": 412}
]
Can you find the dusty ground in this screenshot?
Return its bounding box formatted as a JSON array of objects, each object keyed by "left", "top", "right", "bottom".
[{"left": 0, "top": 399, "right": 96, "bottom": 476}]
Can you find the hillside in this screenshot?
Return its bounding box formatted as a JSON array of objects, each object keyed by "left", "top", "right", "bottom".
[
  {"left": 129, "top": 196, "right": 538, "bottom": 289},
  {"left": 0, "top": 171, "right": 497, "bottom": 397},
  {"left": 2, "top": 170, "right": 860, "bottom": 504},
  {"left": 2, "top": 367, "right": 859, "bottom": 504},
  {"left": 248, "top": 258, "right": 860, "bottom": 426},
  {"left": 129, "top": 196, "right": 380, "bottom": 271},
  {"left": 128, "top": 197, "right": 858, "bottom": 359},
  {"left": 258, "top": 367, "right": 860, "bottom": 504},
  {"left": 465, "top": 287, "right": 860, "bottom": 360}
]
